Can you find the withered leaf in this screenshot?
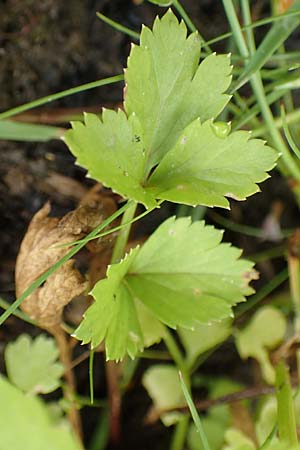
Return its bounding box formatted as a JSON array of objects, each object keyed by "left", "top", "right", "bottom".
[{"left": 15, "top": 187, "right": 117, "bottom": 329}]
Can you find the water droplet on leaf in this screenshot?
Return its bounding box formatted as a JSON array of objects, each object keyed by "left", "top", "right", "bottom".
[{"left": 211, "top": 121, "right": 231, "bottom": 139}]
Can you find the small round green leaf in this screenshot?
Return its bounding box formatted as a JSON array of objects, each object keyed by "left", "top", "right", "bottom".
[{"left": 5, "top": 334, "right": 64, "bottom": 394}]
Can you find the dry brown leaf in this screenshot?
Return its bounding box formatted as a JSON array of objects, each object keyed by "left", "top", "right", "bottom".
[{"left": 15, "top": 186, "right": 117, "bottom": 328}]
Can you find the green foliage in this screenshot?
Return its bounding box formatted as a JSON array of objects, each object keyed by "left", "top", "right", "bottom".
[
  {"left": 65, "top": 10, "right": 277, "bottom": 210},
  {"left": 235, "top": 306, "right": 286, "bottom": 384},
  {"left": 189, "top": 420, "right": 226, "bottom": 450},
  {"left": 178, "top": 319, "right": 232, "bottom": 367},
  {"left": 0, "top": 376, "right": 81, "bottom": 450},
  {"left": 150, "top": 119, "right": 276, "bottom": 208},
  {"left": 188, "top": 378, "right": 244, "bottom": 450},
  {"left": 125, "top": 11, "right": 231, "bottom": 167},
  {"left": 5, "top": 334, "right": 64, "bottom": 395},
  {"left": 74, "top": 217, "right": 255, "bottom": 360},
  {"left": 234, "top": 1, "right": 300, "bottom": 91},
  {"left": 142, "top": 365, "right": 185, "bottom": 426},
  {"left": 255, "top": 397, "right": 277, "bottom": 446},
  {"left": 223, "top": 428, "right": 256, "bottom": 450},
  {"left": 64, "top": 110, "right": 157, "bottom": 208}
]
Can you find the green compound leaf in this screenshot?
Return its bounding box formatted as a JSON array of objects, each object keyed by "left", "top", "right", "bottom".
[
  {"left": 74, "top": 217, "right": 256, "bottom": 361},
  {"left": 64, "top": 109, "right": 157, "bottom": 209},
  {"left": 125, "top": 10, "right": 232, "bottom": 168},
  {"left": 148, "top": 119, "right": 277, "bottom": 208},
  {"left": 5, "top": 334, "right": 64, "bottom": 395},
  {"left": 0, "top": 376, "right": 81, "bottom": 450},
  {"left": 64, "top": 10, "right": 277, "bottom": 210}
]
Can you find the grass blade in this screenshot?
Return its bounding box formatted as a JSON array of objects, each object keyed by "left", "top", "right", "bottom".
[
  {"left": 234, "top": 3, "right": 300, "bottom": 91},
  {"left": 0, "top": 74, "right": 124, "bottom": 121},
  {"left": 96, "top": 13, "right": 139, "bottom": 40},
  {"left": 0, "top": 120, "right": 64, "bottom": 142},
  {"left": 281, "top": 104, "right": 300, "bottom": 160},
  {"left": 179, "top": 372, "right": 211, "bottom": 450}
]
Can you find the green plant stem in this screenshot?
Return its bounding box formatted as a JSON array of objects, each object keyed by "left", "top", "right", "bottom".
[
  {"left": 236, "top": 268, "right": 289, "bottom": 317},
  {"left": 223, "top": 0, "right": 300, "bottom": 191},
  {"left": 0, "top": 200, "right": 133, "bottom": 327},
  {"left": 252, "top": 106, "right": 300, "bottom": 137},
  {"left": 55, "top": 202, "right": 159, "bottom": 249},
  {"left": 163, "top": 328, "right": 191, "bottom": 450},
  {"left": 172, "top": 1, "right": 196, "bottom": 33},
  {"left": 170, "top": 415, "right": 190, "bottom": 450},
  {"left": 163, "top": 328, "right": 188, "bottom": 380},
  {"left": 88, "top": 409, "right": 110, "bottom": 450},
  {"left": 249, "top": 245, "right": 286, "bottom": 263},
  {"left": 281, "top": 105, "right": 300, "bottom": 160},
  {"left": 275, "top": 361, "right": 298, "bottom": 446},
  {"left": 96, "top": 13, "right": 140, "bottom": 40},
  {"left": 104, "top": 201, "right": 138, "bottom": 445},
  {"left": 111, "top": 201, "right": 138, "bottom": 263},
  {"left": 179, "top": 373, "right": 211, "bottom": 450},
  {"left": 0, "top": 297, "right": 35, "bottom": 325},
  {"left": 0, "top": 297, "right": 73, "bottom": 334},
  {"left": 240, "top": 0, "right": 256, "bottom": 53},
  {"left": 209, "top": 211, "right": 292, "bottom": 238},
  {"left": 0, "top": 74, "right": 124, "bottom": 120},
  {"left": 205, "top": 10, "right": 300, "bottom": 47}
]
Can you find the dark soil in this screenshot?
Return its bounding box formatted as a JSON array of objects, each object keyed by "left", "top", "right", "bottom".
[{"left": 0, "top": 1, "right": 299, "bottom": 449}]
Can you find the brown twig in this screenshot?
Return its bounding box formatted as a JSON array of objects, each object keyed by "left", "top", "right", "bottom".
[
  {"left": 51, "top": 326, "right": 83, "bottom": 446},
  {"left": 105, "top": 360, "right": 121, "bottom": 445},
  {"left": 11, "top": 104, "right": 123, "bottom": 124},
  {"left": 145, "top": 382, "right": 297, "bottom": 425}
]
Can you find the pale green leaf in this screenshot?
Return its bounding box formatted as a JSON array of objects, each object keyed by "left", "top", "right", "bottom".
[
  {"left": 0, "top": 376, "right": 81, "bottom": 450},
  {"left": 178, "top": 319, "right": 232, "bottom": 367},
  {"left": 142, "top": 365, "right": 185, "bottom": 426},
  {"left": 235, "top": 306, "right": 286, "bottom": 384},
  {"left": 5, "top": 334, "right": 64, "bottom": 394},
  {"left": 125, "top": 10, "right": 232, "bottom": 167},
  {"left": 135, "top": 300, "right": 166, "bottom": 347},
  {"left": 64, "top": 109, "right": 157, "bottom": 209},
  {"left": 255, "top": 397, "right": 277, "bottom": 446},
  {"left": 188, "top": 420, "right": 227, "bottom": 450},
  {"left": 149, "top": 119, "right": 278, "bottom": 208},
  {"left": 188, "top": 378, "right": 243, "bottom": 450},
  {"left": 75, "top": 217, "right": 256, "bottom": 361},
  {"left": 223, "top": 428, "right": 256, "bottom": 450}
]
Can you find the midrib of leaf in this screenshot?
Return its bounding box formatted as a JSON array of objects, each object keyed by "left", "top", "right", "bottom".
[{"left": 145, "top": 50, "right": 188, "bottom": 171}]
